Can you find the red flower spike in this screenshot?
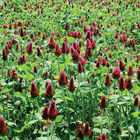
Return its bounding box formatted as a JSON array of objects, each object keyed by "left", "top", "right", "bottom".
[
  {"left": 102, "top": 133, "right": 107, "bottom": 140},
  {"left": 125, "top": 77, "right": 133, "bottom": 90},
  {"left": 30, "top": 81, "right": 39, "bottom": 98},
  {"left": 97, "top": 136, "right": 102, "bottom": 140},
  {"left": 119, "top": 76, "right": 126, "bottom": 91},
  {"left": 134, "top": 96, "right": 138, "bottom": 106},
  {"left": 34, "top": 66, "right": 38, "bottom": 73},
  {"left": 68, "top": 76, "right": 75, "bottom": 92},
  {"left": 2, "top": 24, "right": 7, "bottom": 28},
  {"left": 65, "top": 22, "right": 69, "bottom": 30},
  {"left": 79, "top": 55, "right": 87, "bottom": 65},
  {"left": 6, "top": 93, "right": 10, "bottom": 100},
  {"left": 7, "top": 68, "right": 11, "bottom": 77},
  {"left": 76, "top": 123, "right": 83, "bottom": 139},
  {"left": 112, "top": 67, "right": 120, "bottom": 79},
  {"left": 78, "top": 62, "right": 84, "bottom": 73},
  {"left": 37, "top": 47, "right": 42, "bottom": 56},
  {"left": 2, "top": 48, "right": 8, "bottom": 61},
  {"left": 11, "top": 69, "right": 18, "bottom": 79},
  {"left": 45, "top": 83, "right": 53, "bottom": 99},
  {"left": 54, "top": 43, "right": 62, "bottom": 56},
  {"left": 127, "top": 66, "right": 133, "bottom": 75},
  {"left": 71, "top": 47, "right": 79, "bottom": 61},
  {"left": 42, "top": 106, "right": 49, "bottom": 120},
  {"left": 100, "top": 95, "right": 107, "bottom": 108},
  {"left": 58, "top": 71, "right": 68, "bottom": 86},
  {"left": 26, "top": 42, "right": 33, "bottom": 54},
  {"left": 48, "top": 100, "right": 57, "bottom": 120},
  {"left": 48, "top": 35, "right": 56, "bottom": 49},
  {"left": 104, "top": 73, "right": 112, "bottom": 86},
  {"left": 119, "top": 60, "right": 125, "bottom": 71},
  {"left": 0, "top": 117, "right": 8, "bottom": 136},
  {"left": 82, "top": 121, "right": 91, "bottom": 136}
]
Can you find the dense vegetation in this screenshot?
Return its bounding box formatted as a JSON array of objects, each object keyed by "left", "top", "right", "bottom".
[{"left": 0, "top": 0, "right": 140, "bottom": 139}]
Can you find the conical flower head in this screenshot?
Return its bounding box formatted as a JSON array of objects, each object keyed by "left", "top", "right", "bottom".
[
  {"left": 104, "top": 73, "right": 112, "bottom": 86},
  {"left": 68, "top": 76, "right": 75, "bottom": 92},
  {"left": 0, "top": 117, "right": 8, "bottom": 136},
  {"left": 30, "top": 81, "right": 39, "bottom": 98},
  {"left": 42, "top": 106, "right": 49, "bottom": 120},
  {"left": 82, "top": 121, "right": 91, "bottom": 136},
  {"left": 119, "top": 76, "right": 126, "bottom": 91},
  {"left": 45, "top": 83, "right": 53, "bottom": 99},
  {"left": 58, "top": 71, "right": 68, "bottom": 86},
  {"left": 112, "top": 67, "right": 120, "bottom": 79},
  {"left": 48, "top": 35, "right": 56, "bottom": 49},
  {"left": 100, "top": 95, "right": 107, "bottom": 108},
  {"left": 48, "top": 100, "right": 57, "bottom": 120}
]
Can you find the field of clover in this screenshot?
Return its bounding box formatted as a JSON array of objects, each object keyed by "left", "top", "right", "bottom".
[{"left": 0, "top": 0, "right": 140, "bottom": 140}]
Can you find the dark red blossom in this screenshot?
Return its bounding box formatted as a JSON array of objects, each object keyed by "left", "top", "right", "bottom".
[
  {"left": 48, "top": 100, "right": 57, "bottom": 120},
  {"left": 79, "top": 55, "right": 87, "bottom": 65},
  {"left": 26, "top": 42, "right": 33, "bottom": 54},
  {"left": 125, "top": 77, "right": 133, "bottom": 90},
  {"left": 65, "top": 22, "right": 69, "bottom": 30},
  {"left": 129, "top": 39, "right": 135, "bottom": 47},
  {"left": 37, "top": 47, "right": 42, "bottom": 56},
  {"left": 30, "top": 81, "right": 39, "bottom": 98},
  {"left": 97, "top": 136, "right": 102, "bottom": 140},
  {"left": 102, "top": 133, "right": 107, "bottom": 140},
  {"left": 45, "top": 83, "right": 53, "bottom": 99},
  {"left": 82, "top": 121, "right": 91, "bottom": 136},
  {"left": 104, "top": 73, "right": 112, "bottom": 86},
  {"left": 0, "top": 117, "right": 8, "bottom": 136},
  {"left": 127, "top": 66, "right": 133, "bottom": 75},
  {"left": 54, "top": 43, "right": 61, "bottom": 56},
  {"left": 3, "top": 24, "right": 7, "bottom": 28},
  {"left": 119, "top": 76, "right": 126, "bottom": 91},
  {"left": 34, "top": 66, "right": 38, "bottom": 73},
  {"left": 76, "top": 123, "right": 83, "bottom": 139},
  {"left": 96, "top": 60, "right": 100, "bottom": 68},
  {"left": 134, "top": 96, "right": 138, "bottom": 106},
  {"left": 11, "top": 69, "right": 18, "bottom": 79},
  {"left": 48, "top": 35, "right": 56, "bottom": 49},
  {"left": 78, "top": 62, "right": 84, "bottom": 73},
  {"left": 62, "top": 42, "right": 69, "bottom": 54},
  {"left": 112, "top": 67, "right": 120, "bottom": 79},
  {"left": 6, "top": 93, "right": 10, "bottom": 100},
  {"left": 119, "top": 60, "right": 125, "bottom": 71},
  {"left": 68, "top": 76, "right": 75, "bottom": 92},
  {"left": 6, "top": 40, "right": 12, "bottom": 49},
  {"left": 100, "top": 95, "right": 107, "bottom": 108},
  {"left": 42, "top": 106, "right": 49, "bottom": 120},
  {"left": 7, "top": 68, "right": 11, "bottom": 77},
  {"left": 71, "top": 47, "right": 79, "bottom": 61},
  {"left": 102, "top": 58, "right": 107, "bottom": 66},
  {"left": 86, "top": 30, "right": 92, "bottom": 39},
  {"left": 58, "top": 71, "right": 68, "bottom": 86},
  {"left": 2, "top": 48, "right": 7, "bottom": 61}
]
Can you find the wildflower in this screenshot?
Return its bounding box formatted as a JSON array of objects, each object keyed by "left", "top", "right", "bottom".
[
  {"left": 104, "top": 73, "right": 112, "bottom": 86},
  {"left": 48, "top": 100, "right": 58, "bottom": 120},
  {"left": 112, "top": 67, "right": 120, "bottom": 79},
  {"left": 45, "top": 83, "right": 53, "bottom": 99},
  {"left": 58, "top": 71, "right": 68, "bottom": 86},
  {"left": 119, "top": 76, "right": 126, "bottom": 91},
  {"left": 100, "top": 95, "right": 107, "bottom": 108},
  {"left": 30, "top": 81, "right": 39, "bottom": 97},
  {"left": 0, "top": 117, "right": 8, "bottom": 136},
  {"left": 68, "top": 76, "right": 75, "bottom": 92},
  {"left": 42, "top": 106, "right": 48, "bottom": 120}
]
